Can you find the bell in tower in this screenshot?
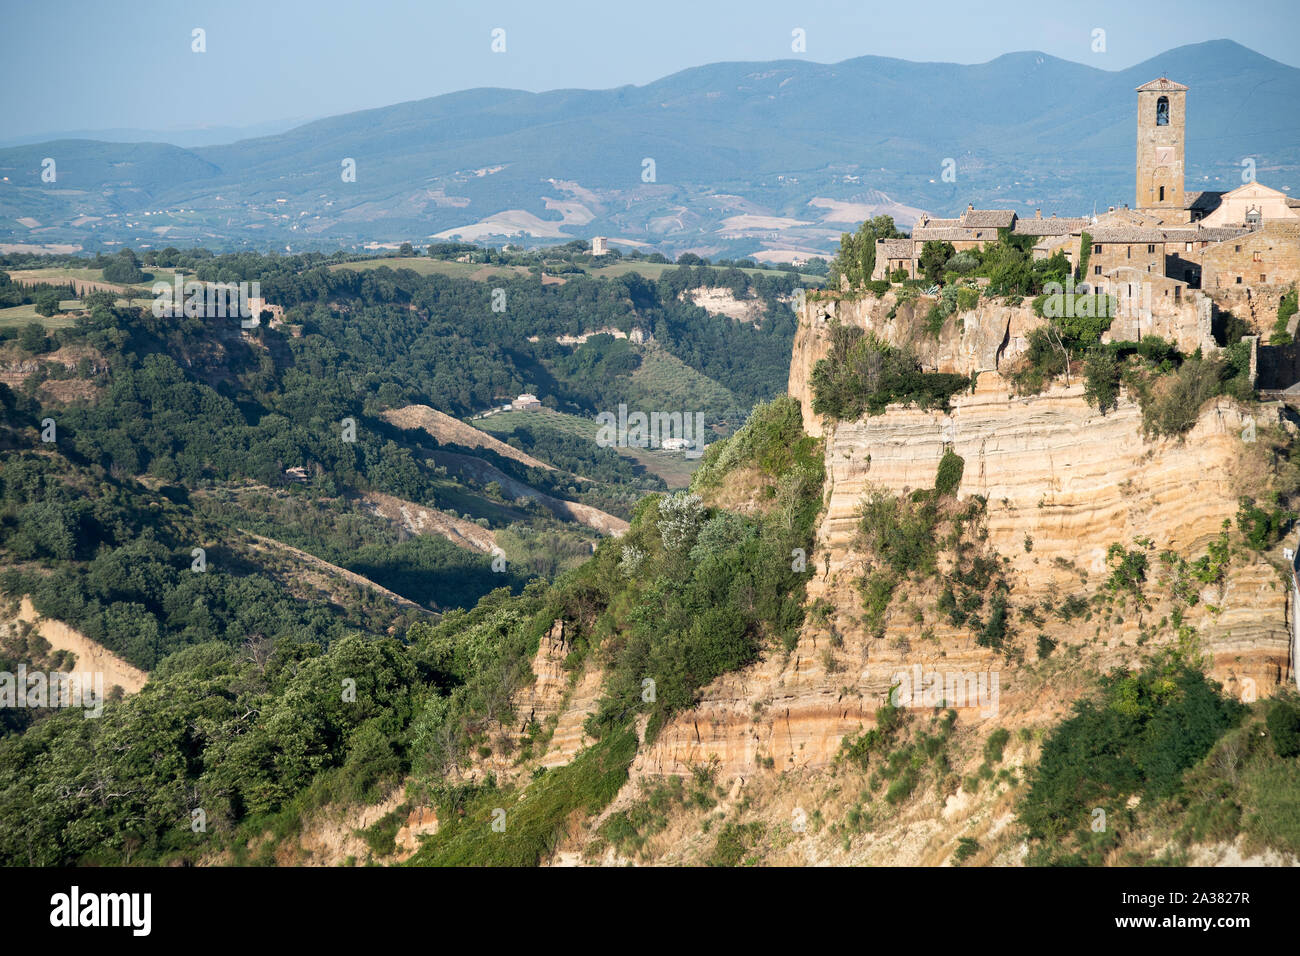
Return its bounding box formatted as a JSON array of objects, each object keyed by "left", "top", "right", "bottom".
[{"left": 1135, "top": 78, "right": 1187, "bottom": 215}]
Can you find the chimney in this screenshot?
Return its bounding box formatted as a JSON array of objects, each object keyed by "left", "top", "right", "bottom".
[
  {"left": 1035, "top": 208, "right": 1042, "bottom": 218},
  {"left": 967, "top": 203, "right": 974, "bottom": 210},
  {"left": 1108, "top": 206, "right": 1115, "bottom": 213}
]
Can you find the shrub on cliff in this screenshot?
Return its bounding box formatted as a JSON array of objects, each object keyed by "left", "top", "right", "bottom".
[
  {"left": 1269, "top": 289, "right": 1298, "bottom": 345},
  {"left": 810, "top": 322, "right": 970, "bottom": 420},
  {"left": 1235, "top": 495, "right": 1294, "bottom": 550},
  {"left": 1267, "top": 699, "right": 1300, "bottom": 758},
  {"left": 690, "top": 395, "right": 820, "bottom": 492},
  {"left": 945, "top": 252, "right": 979, "bottom": 275},
  {"left": 934, "top": 450, "right": 964, "bottom": 496},
  {"left": 1019, "top": 657, "right": 1244, "bottom": 864},
  {"left": 1083, "top": 349, "right": 1121, "bottom": 413},
  {"left": 1007, "top": 327, "right": 1067, "bottom": 395},
  {"left": 1137, "top": 352, "right": 1251, "bottom": 438}
]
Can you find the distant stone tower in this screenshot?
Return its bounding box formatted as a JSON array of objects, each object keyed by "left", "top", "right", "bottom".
[{"left": 1135, "top": 77, "right": 1187, "bottom": 213}]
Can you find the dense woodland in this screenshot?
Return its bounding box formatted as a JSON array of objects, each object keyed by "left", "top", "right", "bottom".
[{"left": 0, "top": 390, "right": 826, "bottom": 865}]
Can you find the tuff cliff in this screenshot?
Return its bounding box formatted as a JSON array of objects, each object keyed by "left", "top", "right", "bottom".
[
  {"left": 565, "top": 287, "right": 1297, "bottom": 866},
  {"left": 633, "top": 292, "right": 1291, "bottom": 779}
]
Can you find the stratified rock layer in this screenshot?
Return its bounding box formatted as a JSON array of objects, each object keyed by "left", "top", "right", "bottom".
[{"left": 630, "top": 295, "right": 1294, "bottom": 784}]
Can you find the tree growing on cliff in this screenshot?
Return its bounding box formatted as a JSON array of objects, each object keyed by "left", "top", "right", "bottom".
[
  {"left": 1083, "top": 349, "right": 1120, "bottom": 412},
  {"left": 829, "top": 216, "right": 904, "bottom": 289},
  {"left": 1043, "top": 320, "right": 1074, "bottom": 387},
  {"left": 934, "top": 450, "right": 965, "bottom": 496}
]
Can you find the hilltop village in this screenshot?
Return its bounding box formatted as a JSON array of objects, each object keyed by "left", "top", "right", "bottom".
[{"left": 871, "top": 78, "right": 1300, "bottom": 360}]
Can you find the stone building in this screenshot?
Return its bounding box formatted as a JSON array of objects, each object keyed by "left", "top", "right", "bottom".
[
  {"left": 1135, "top": 77, "right": 1187, "bottom": 216},
  {"left": 868, "top": 76, "right": 1298, "bottom": 305},
  {"left": 874, "top": 238, "right": 915, "bottom": 279},
  {"left": 1195, "top": 182, "right": 1300, "bottom": 229},
  {"left": 1200, "top": 221, "right": 1300, "bottom": 290},
  {"left": 1086, "top": 227, "right": 1167, "bottom": 280}
]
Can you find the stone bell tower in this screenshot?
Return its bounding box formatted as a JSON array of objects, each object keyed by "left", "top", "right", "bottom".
[{"left": 1135, "top": 77, "right": 1187, "bottom": 214}]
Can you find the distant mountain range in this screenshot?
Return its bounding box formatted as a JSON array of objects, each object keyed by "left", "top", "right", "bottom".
[
  {"left": 0, "top": 116, "right": 318, "bottom": 151},
  {"left": 1, "top": 39, "right": 1296, "bottom": 260}
]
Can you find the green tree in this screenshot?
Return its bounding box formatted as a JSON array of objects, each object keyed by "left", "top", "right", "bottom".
[
  {"left": 1083, "top": 349, "right": 1120, "bottom": 413},
  {"left": 103, "top": 255, "right": 144, "bottom": 284},
  {"left": 830, "top": 216, "right": 904, "bottom": 289},
  {"left": 19, "top": 320, "right": 49, "bottom": 350},
  {"left": 920, "top": 241, "right": 956, "bottom": 284},
  {"left": 32, "top": 293, "right": 59, "bottom": 319},
  {"left": 1266, "top": 700, "right": 1300, "bottom": 758}
]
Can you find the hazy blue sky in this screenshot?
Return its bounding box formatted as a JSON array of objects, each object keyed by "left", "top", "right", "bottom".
[{"left": 2, "top": 0, "right": 1297, "bottom": 140}]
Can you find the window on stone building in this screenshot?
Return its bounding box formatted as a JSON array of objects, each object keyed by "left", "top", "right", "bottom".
[
  {"left": 1147, "top": 244, "right": 1155, "bottom": 253},
  {"left": 1156, "top": 96, "right": 1169, "bottom": 125},
  {"left": 1094, "top": 265, "right": 1102, "bottom": 276},
  {"left": 1253, "top": 252, "right": 1262, "bottom": 262},
  {"left": 1159, "top": 186, "right": 1165, "bottom": 201},
  {"left": 1261, "top": 275, "right": 1267, "bottom": 283},
  {"left": 1236, "top": 276, "right": 1243, "bottom": 284},
  {"left": 1094, "top": 244, "right": 1102, "bottom": 253}
]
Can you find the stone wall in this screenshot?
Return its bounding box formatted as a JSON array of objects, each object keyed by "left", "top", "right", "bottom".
[{"left": 1202, "top": 222, "right": 1300, "bottom": 291}]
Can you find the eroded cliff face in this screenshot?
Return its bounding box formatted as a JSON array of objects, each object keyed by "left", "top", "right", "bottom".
[
  {"left": 603, "top": 291, "right": 1295, "bottom": 866},
  {"left": 431, "top": 288, "right": 1300, "bottom": 867},
  {"left": 789, "top": 290, "right": 1217, "bottom": 438}
]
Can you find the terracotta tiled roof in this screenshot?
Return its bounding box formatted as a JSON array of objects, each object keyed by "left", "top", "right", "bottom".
[
  {"left": 1185, "top": 190, "right": 1224, "bottom": 212},
  {"left": 1135, "top": 77, "right": 1188, "bottom": 92},
  {"left": 1200, "top": 221, "right": 1300, "bottom": 249},
  {"left": 1090, "top": 224, "right": 1248, "bottom": 244},
  {"left": 876, "top": 238, "right": 913, "bottom": 258},
  {"left": 1032, "top": 235, "right": 1075, "bottom": 252},
  {"left": 911, "top": 227, "right": 977, "bottom": 242},
  {"left": 1158, "top": 226, "right": 1249, "bottom": 242},
  {"left": 1013, "top": 217, "right": 1090, "bottom": 236},
  {"left": 1088, "top": 227, "right": 1171, "bottom": 243},
  {"left": 960, "top": 209, "right": 1017, "bottom": 228}
]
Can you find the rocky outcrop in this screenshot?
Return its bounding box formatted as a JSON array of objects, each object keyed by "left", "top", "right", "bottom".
[
  {"left": 8, "top": 596, "right": 148, "bottom": 694},
  {"left": 630, "top": 293, "right": 1294, "bottom": 787},
  {"left": 790, "top": 292, "right": 1039, "bottom": 436},
  {"left": 465, "top": 619, "right": 605, "bottom": 785}
]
